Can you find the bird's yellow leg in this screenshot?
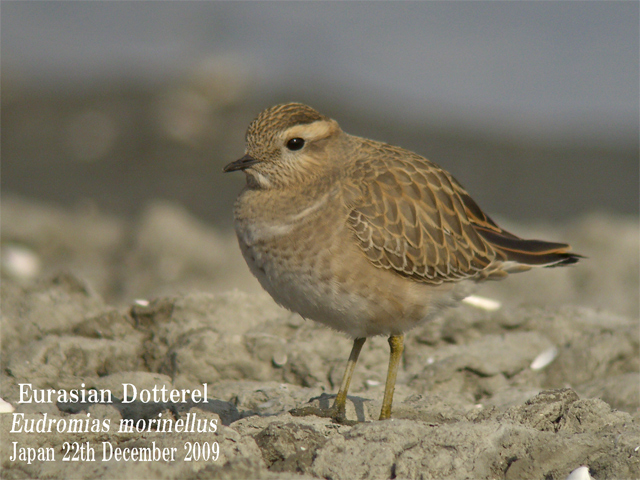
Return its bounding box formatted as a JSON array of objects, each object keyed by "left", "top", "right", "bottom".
[
  {"left": 331, "top": 337, "right": 366, "bottom": 421},
  {"left": 290, "top": 337, "right": 366, "bottom": 424},
  {"left": 379, "top": 333, "right": 404, "bottom": 420}
]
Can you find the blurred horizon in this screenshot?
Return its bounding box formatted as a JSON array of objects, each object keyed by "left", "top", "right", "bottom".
[
  {"left": 4, "top": 2, "right": 638, "bottom": 144},
  {"left": 2, "top": 1, "right": 638, "bottom": 227}
]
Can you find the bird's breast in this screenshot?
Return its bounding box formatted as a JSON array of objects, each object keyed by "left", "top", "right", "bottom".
[
  {"left": 231, "top": 184, "right": 464, "bottom": 337},
  {"left": 236, "top": 189, "right": 333, "bottom": 245},
  {"left": 233, "top": 186, "right": 340, "bottom": 278}
]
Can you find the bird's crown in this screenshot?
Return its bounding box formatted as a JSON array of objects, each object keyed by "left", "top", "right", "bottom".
[{"left": 246, "top": 103, "right": 329, "bottom": 146}]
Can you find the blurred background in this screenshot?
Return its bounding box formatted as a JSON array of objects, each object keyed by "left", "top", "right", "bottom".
[{"left": 2, "top": 2, "right": 638, "bottom": 316}]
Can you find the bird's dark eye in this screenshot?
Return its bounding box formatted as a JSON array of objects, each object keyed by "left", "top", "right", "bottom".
[{"left": 286, "top": 137, "right": 305, "bottom": 151}]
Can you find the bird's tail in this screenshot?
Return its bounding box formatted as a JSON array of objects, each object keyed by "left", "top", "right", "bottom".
[
  {"left": 475, "top": 225, "right": 583, "bottom": 269},
  {"left": 454, "top": 184, "right": 583, "bottom": 273}
]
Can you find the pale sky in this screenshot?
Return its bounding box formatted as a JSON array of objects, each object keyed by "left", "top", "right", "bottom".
[{"left": 2, "top": 1, "right": 638, "bottom": 144}]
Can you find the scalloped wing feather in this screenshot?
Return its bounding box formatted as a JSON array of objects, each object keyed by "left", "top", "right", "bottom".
[{"left": 344, "top": 147, "right": 499, "bottom": 284}]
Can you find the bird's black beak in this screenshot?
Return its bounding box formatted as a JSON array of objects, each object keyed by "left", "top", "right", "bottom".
[{"left": 223, "top": 154, "right": 260, "bottom": 172}]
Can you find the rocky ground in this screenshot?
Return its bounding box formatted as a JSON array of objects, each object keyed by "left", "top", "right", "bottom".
[{"left": 1, "top": 196, "right": 639, "bottom": 479}]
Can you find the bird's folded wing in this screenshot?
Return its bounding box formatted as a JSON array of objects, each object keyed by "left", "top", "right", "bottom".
[{"left": 344, "top": 153, "right": 502, "bottom": 284}]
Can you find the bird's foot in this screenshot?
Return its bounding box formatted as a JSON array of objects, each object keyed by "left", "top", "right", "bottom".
[{"left": 289, "top": 405, "right": 358, "bottom": 426}]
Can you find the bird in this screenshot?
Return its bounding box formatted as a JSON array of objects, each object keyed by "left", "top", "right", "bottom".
[{"left": 223, "top": 102, "right": 581, "bottom": 423}]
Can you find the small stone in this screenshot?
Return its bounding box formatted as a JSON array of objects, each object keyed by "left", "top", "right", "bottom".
[{"left": 272, "top": 353, "right": 288, "bottom": 367}]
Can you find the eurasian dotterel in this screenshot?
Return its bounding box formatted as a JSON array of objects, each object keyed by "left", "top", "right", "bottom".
[{"left": 224, "top": 103, "right": 581, "bottom": 423}]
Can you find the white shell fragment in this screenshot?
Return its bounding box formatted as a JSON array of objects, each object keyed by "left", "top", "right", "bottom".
[
  {"left": 462, "top": 295, "right": 502, "bottom": 311},
  {"left": 1, "top": 244, "right": 41, "bottom": 279},
  {"left": 365, "top": 379, "right": 381, "bottom": 387},
  {"left": 0, "top": 398, "right": 15, "bottom": 414},
  {"left": 134, "top": 299, "right": 150, "bottom": 307},
  {"left": 565, "top": 465, "right": 594, "bottom": 480},
  {"left": 272, "top": 353, "right": 288, "bottom": 367},
  {"left": 531, "top": 346, "right": 559, "bottom": 371}
]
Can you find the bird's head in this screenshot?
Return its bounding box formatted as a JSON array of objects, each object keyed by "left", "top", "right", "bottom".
[{"left": 224, "top": 103, "right": 345, "bottom": 189}]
